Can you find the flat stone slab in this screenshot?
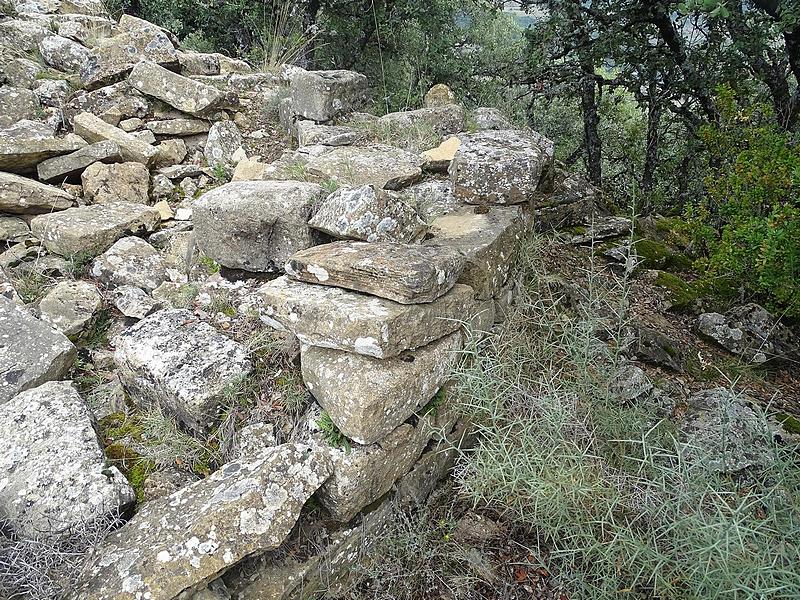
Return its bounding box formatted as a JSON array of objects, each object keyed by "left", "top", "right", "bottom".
[
  {"left": 260, "top": 276, "right": 478, "bottom": 358},
  {"left": 90, "top": 236, "right": 167, "bottom": 291},
  {"left": 70, "top": 443, "right": 333, "bottom": 600},
  {"left": 193, "top": 180, "right": 326, "bottom": 272},
  {"left": 425, "top": 206, "right": 523, "bottom": 300},
  {"left": 146, "top": 118, "right": 211, "bottom": 136},
  {"left": 450, "top": 129, "right": 554, "bottom": 204},
  {"left": 31, "top": 202, "right": 161, "bottom": 257},
  {"left": 0, "top": 381, "right": 134, "bottom": 539},
  {"left": 73, "top": 112, "right": 158, "bottom": 165},
  {"left": 0, "top": 172, "right": 74, "bottom": 214},
  {"left": 302, "top": 330, "right": 462, "bottom": 444},
  {"left": 309, "top": 184, "right": 427, "bottom": 243},
  {"left": 113, "top": 309, "right": 252, "bottom": 432},
  {"left": 129, "top": 60, "right": 225, "bottom": 116},
  {"left": 0, "top": 119, "right": 86, "bottom": 173},
  {"left": 285, "top": 241, "right": 465, "bottom": 304},
  {"left": 0, "top": 297, "right": 76, "bottom": 404},
  {"left": 306, "top": 145, "right": 423, "bottom": 190},
  {"left": 37, "top": 140, "right": 123, "bottom": 182}
]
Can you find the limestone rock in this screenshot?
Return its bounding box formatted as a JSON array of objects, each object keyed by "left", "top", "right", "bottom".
[
  {"left": 129, "top": 60, "right": 226, "bottom": 116},
  {"left": 70, "top": 443, "right": 332, "bottom": 600},
  {"left": 535, "top": 172, "right": 600, "bottom": 229},
  {"left": 424, "top": 83, "right": 456, "bottom": 107},
  {"left": 0, "top": 172, "right": 74, "bottom": 214},
  {"left": 73, "top": 112, "right": 158, "bottom": 165},
  {"left": 628, "top": 325, "right": 685, "bottom": 372},
  {"left": 39, "top": 34, "right": 92, "bottom": 73},
  {"left": 0, "top": 86, "right": 39, "bottom": 128},
  {"left": 290, "top": 69, "right": 368, "bottom": 122},
  {"left": 31, "top": 201, "right": 160, "bottom": 257},
  {"left": 306, "top": 145, "right": 424, "bottom": 190},
  {"left": 302, "top": 331, "right": 462, "bottom": 445},
  {"left": 113, "top": 308, "right": 252, "bottom": 432},
  {"left": 154, "top": 138, "right": 187, "bottom": 168},
  {"left": 112, "top": 284, "right": 159, "bottom": 319},
  {"left": 146, "top": 118, "right": 210, "bottom": 136},
  {"left": 425, "top": 206, "right": 523, "bottom": 300},
  {"left": 309, "top": 184, "right": 427, "bottom": 243},
  {"left": 193, "top": 180, "right": 326, "bottom": 272},
  {"left": 81, "top": 161, "right": 150, "bottom": 204},
  {"left": 296, "top": 120, "right": 365, "bottom": 146},
  {"left": 64, "top": 81, "right": 149, "bottom": 125},
  {"left": 0, "top": 216, "right": 30, "bottom": 245},
  {"left": 37, "top": 140, "right": 122, "bottom": 182},
  {"left": 400, "top": 180, "right": 461, "bottom": 221},
  {"left": 204, "top": 121, "right": 242, "bottom": 168},
  {"left": 231, "top": 158, "right": 268, "bottom": 181},
  {"left": 472, "top": 107, "right": 514, "bottom": 130},
  {"left": 450, "top": 129, "right": 554, "bottom": 204},
  {"left": 0, "top": 119, "right": 86, "bottom": 173},
  {"left": 379, "top": 104, "right": 465, "bottom": 138},
  {"left": 90, "top": 236, "right": 167, "bottom": 292},
  {"left": 33, "top": 78, "right": 71, "bottom": 107},
  {"left": 0, "top": 19, "right": 49, "bottom": 55},
  {"left": 286, "top": 240, "right": 465, "bottom": 304},
  {"left": 0, "top": 268, "right": 21, "bottom": 303},
  {"left": 0, "top": 381, "right": 134, "bottom": 539},
  {"left": 422, "top": 136, "right": 461, "bottom": 172},
  {"left": 2, "top": 58, "right": 42, "bottom": 88},
  {"left": 569, "top": 216, "right": 632, "bottom": 244},
  {"left": 38, "top": 280, "right": 103, "bottom": 338},
  {"left": 0, "top": 297, "right": 76, "bottom": 404},
  {"left": 178, "top": 50, "right": 220, "bottom": 76}
]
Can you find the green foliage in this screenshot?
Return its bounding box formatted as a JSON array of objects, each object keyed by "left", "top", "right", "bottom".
[
  {"left": 317, "top": 410, "right": 351, "bottom": 452},
  {"left": 199, "top": 254, "right": 221, "bottom": 274},
  {"left": 84, "top": 309, "right": 112, "bottom": 349},
  {"left": 686, "top": 86, "right": 800, "bottom": 315}
]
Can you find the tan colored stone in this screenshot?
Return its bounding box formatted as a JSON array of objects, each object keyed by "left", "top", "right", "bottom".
[
  {"left": 73, "top": 112, "right": 158, "bottom": 165},
  {"left": 422, "top": 136, "right": 460, "bottom": 172}
]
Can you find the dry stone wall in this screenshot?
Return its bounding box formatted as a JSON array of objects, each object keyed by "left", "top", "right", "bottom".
[{"left": 0, "top": 4, "right": 602, "bottom": 598}]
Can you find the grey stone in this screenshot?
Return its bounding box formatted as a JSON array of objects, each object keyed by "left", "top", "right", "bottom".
[
  {"left": 37, "top": 140, "right": 122, "bottom": 182},
  {"left": 450, "top": 129, "right": 554, "bottom": 205},
  {"left": 204, "top": 121, "right": 242, "bottom": 168},
  {"left": 234, "top": 422, "right": 277, "bottom": 459},
  {"left": 534, "top": 172, "right": 600, "bottom": 229},
  {"left": 302, "top": 331, "right": 462, "bottom": 445},
  {"left": 259, "top": 276, "right": 479, "bottom": 358},
  {"left": 81, "top": 161, "right": 150, "bottom": 204},
  {"left": 290, "top": 69, "right": 368, "bottom": 122},
  {"left": 113, "top": 308, "right": 252, "bottom": 432},
  {"left": 69, "top": 443, "right": 332, "bottom": 600},
  {"left": 139, "top": 465, "right": 198, "bottom": 504},
  {"left": 0, "top": 216, "right": 30, "bottom": 245},
  {"left": 309, "top": 184, "right": 427, "bottom": 243},
  {"left": 154, "top": 138, "right": 187, "bottom": 168},
  {"left": 119, "top": 117, "right": 143, "bottom": 132},
  {"left": 73, "top": 112, "right": 158, "bottom": 165},
  {"left": 0, "top": 296, "right": 76, "bottom": 404},
  {"left": 471, "top": 107, "right": 514, "bottom": 130},
  {"left": 38, "top": 280, "right": 103, "bottom": 338},
  {"left": 0, "top": 19, "right": 49, "bottom": 55},
  {"left": 610, "top": 362, "right": 653, "bottom": 403},
  {"left": 32, "top": 78, "right": 71, "bottom": 107},
  {"left": 90, "top": 236, "right": 167, "bottom": 292},
  {"left": 628, "top": 325, "right": 685, "bottom": 372},
  {"left": 129, "top": 60, "right": 226, "bottom": 116},
  {"left": 112, "top": 284, "right": 159, "bottom": 319},
  {"left": 424, "top": 83, "right": 456, "bottom": 107},
  {"left": 63, "top": 81, "right": 149, "bottom": 126},
  {"left": 177, "top": 51, "right": 220, "bottom": 76},
  {"left": 2, "top": 58, "right": 42, "bottom": 88},
  {"left": 569, "top": 216, "right": 632, "bottom": 244},
  {"left": 39, "top": 34, "right": 92, "bottom": 73},
  {"left": 0, "top": 119, "right": 86, "bottom": 173},
  {"left": 306, "top": 144, "right": 424, "bottom": 190},
  {"left": 0, "top": 381, "right": 134, "bottom": 539},
  {"left": 400, "top": 180, "right": 461, "bottom": 222},
  {"left": 146, "top": 118, "right": 211, "bottom": 136},
  {"left": 0, "top": 172, "right": 74, "bottom": 214},
  {"left": 193, "top": 180, "right": 326, "bottom": 272},
  {"left": 379, "top": 104, "right": 465, "bottom": 138},
  {"left": 0, "top": 268, "right": 21, "bottom": 303},
  {"left": 31, "top": 201, "right": 161, "bottom": 257},
  {"left": 0, "top": 86, "right": 40, "bottom": 128},
  {"left": 295, "top": 120, "right": 366, "bottom": 146}
]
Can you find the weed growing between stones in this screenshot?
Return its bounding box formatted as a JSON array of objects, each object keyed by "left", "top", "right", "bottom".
[
  {"left": 317, "top": 410, "right": 351, "bottom": 452},
  {"left": 83, "top": 308, "right": 112, "bottom": 349},
  {"left": 64, "top": 250, "right": 94, "bottom": 277},
  {"left": 10, "top": 270, "right": 53, "bottom": 304},
  {"left": 349, "top": 118, "right": 441, "bottom": 154},
  {"left": 199, "top": 254, "right": 221, "bottom": 275}
]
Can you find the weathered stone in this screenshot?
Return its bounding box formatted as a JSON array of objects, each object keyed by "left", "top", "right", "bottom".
[
  {"left": 260, "top": 276, "right": 478, "bottom": 358},
  {"left": 231, "top": 158, "right": 268, "bottom": 181},
  {"left": 37, "top": 140, "right": 122, "bottom": 182},
  {"left": 81, "top": 161, "right": 150, "bottom": 204},
  {"left": 309, "top": 184, "right": 427, "bottom": 243},
  {"left": 0, "top": 268, "right": 21, "bottom": 303},
  {"left": 424, "top": 83, "right": 456, "bottom": 107},
  {"left": 471, "top": 107, "right": 514, "bottom": 130},
  {"left": 193, "top": 180, "right": 326, "bottom": 272},
  {"left": 306, "top": 145, "right": 424, "bottom": 190},
  {"left": 2, "top": 58, "right": 42, "bottom": 88},
  {"left": 290, "top": 69, "right": 368, "bottom": 122},
  {"left": 113, "top": 308, "right": 252, "bottom": 432},
  {"left": 422, "top": 136, "right": 461, "bottom": 172},
  {"left": 31, "top": 201, "right": 160, "bottom": 257},
  {"left": 697, "top": 304, "right": 799, "bottom": 364},
  {"left": 32, "top": 78, "right": 70, "bottom": 108},
  {"left": 146, "top": 118, "right": 211, "bottom": 136},
  {"left": 112, "top": 284, "right": 159, "bottom": 319},
  {"left": 0, "top": 216, "right": 30, "bottom": 245},
  {"left": 72, "top": 112, "right": 158, "bottom": 165},
  {"left": 0, "top": 86, "right": 39, "bottom": 128},
  {"left": 0, "top": 297, "right": 76, "bottom": 404},
  {"left": 70, "top": 443, "right": 332, "bottom": 600},
  {"left": 64, "top": 81, "right": 149, "bottom": 125},
  {"left": 0, "top": 171, "right": 74, "bottom": 214},
  {"left": 0, "top": 381, "right": 134, "bottom": 539},
  {"left": 177, "top": 50, "right": 220, "bottom": 76},
  {"left": 286, "top": 240, "right": 465, "bottom": 304},
  {"left": 425, "top": 206, "right": 523, "bottom": 300},
  {"left": 610, "top": 362, "right": 653, "bottom": 403},
  {"left": 0, "top": 240, "right": 41, "bottom": 270},
  {"left": 0, "top": 120, "right": 86, "bottom": 173},
  {"left": 627, "top": 325, "right": 685, "bottom": 372},
  {"left": 90, "top": 236, "right": 166, "bottom": 291},
  {"left": 158, "top": 164, "right": 208, "bottom": 180},
  {"left": 302, "top": 331, "right": 462, "bottom": 445},
  {"left": 129, "top": 60, "right": 226, "bottom": 116},
  {"left": 0, "top": 19, "right": 49, "bottom": 55},
  {"left": 379, "top": 104, "right": 465, "bottom": 138},
  {"left": 296, "top": 120, "right": 365, "bottom": 146},
  {"left": 569, "top": 216, "right": 632, "bottom": 244},
  {"left": 39, "top": 34, "right": 92, "bottom": 73},
  {"left": 154, "top": 138, "right": 187, "bottom": 168},
  {"left": 400, "top": 180, "right": 461, "bottom": 222},
  {"left": 534, "top": 172, "right": 600, "bottom": 229},
  {"left": 57, "top": 20, "right": 91, "bottom": 44},
  {"left": 205, "top": 121, "right": 242, "bottom": 168},
  {"left": 119, "top": 117, "right": 143, "bottom": 132},
  {"left": 450, "top": 129, "right": 554, "bottom": 204},
  {"left": 38, "top": 280, "right": 102, "bottom": 338}
]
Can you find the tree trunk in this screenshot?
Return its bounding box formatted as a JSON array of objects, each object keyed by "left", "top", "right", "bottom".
[
  {"left": 641, "top": 81, "right": 662, "bottom": 213},
  {"left": 581, "top": 69, "right": 602, "bottom": 187}
]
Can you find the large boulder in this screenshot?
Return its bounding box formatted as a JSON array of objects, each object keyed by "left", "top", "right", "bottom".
[
  {"left": 0, "top": 297, "right": 76, "bottom": 404},
  {"left": 290, "top": 69, "right": 368, "bottom": 122},
  {"left": 193, "top": 180, "right": 326, "bottom": 272},
  {"left": 302, "top": 330, "right": 462, "bottom": 445},
  {"left": 90, "top": 236, "right": 167, "bottom": 291},
  {"left": 0, "top": 19, "right": 50, "bottom": 55},
  {"left": 471, "top": 107, "right": 514, "bottom": 130},
  {"left": 378, "top": 104, "right": 465, "bottom": 138},
  {"left": 0, "top": 172, "right": 74, "bottom": 214},
  {"left": 0, "top": 120, "right": 86, "bottom": 173},
  {"left": 39, "top": 34, "right": 92, "bottom": 73},
  {"left": 69, "top": 443, "right": 332, "bottom": 600},
  {"left": 31, "top": 201, "right": 161, "bottom": 257},
  {"left": 450, "top": 129, "right": 554, "bottom": 204},
  {"left": 306, "top": 145, "right": 424, "bottom": 190},
  {"left": 0, "top": 381, "right": 134, "bottom": 539},
  {"left": 72, "top": 112, "right": 158, "bottom": 165},
  {"left": 424, "top": 83, "right": 456, "bottom": 107},
  {"left": 128, "top": 60, "right": 226, "bottom": 116},
  {"left": 81, "top": 161, "right": 150, "bottom": 204},
  {"left": 259, "top": 276, "right": 480, "bottom": 358},
  {"left": 38, "top": 280, "right": 103, "bottom": 339},
  {"left": 37, "top": 140, "right": 122, "bottom": 182},
  {"left": 309, "top": 184, "right": 427, "bottom": 243},
  {"left": 113, "top": 309, "right": 252, "bottom": 432},
  {"left": 0, "top": 86, "right": 40, "bottom": 128},
  {"left": 285, "top": 240, "right": 466, "bottom": 304}
]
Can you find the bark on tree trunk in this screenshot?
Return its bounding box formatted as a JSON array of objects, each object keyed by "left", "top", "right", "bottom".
[
  {"left": 642, "top": 81, "right": 662, "bottom": 213},
  {"left": 581, "top": 69, "right": 602, "bottom": 187}
]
